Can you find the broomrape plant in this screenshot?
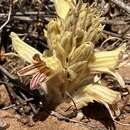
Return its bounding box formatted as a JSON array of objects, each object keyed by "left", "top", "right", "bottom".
[{"left": 10, "top": 0, "right": 128, "bottom": 121}]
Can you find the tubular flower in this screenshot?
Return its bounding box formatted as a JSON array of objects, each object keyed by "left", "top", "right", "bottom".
[
  {"left": 10, "top": 0, "right": 128, "bottom": 119},
  {"left": 10, "top": 32, "right": 63, "bottom": 90}
]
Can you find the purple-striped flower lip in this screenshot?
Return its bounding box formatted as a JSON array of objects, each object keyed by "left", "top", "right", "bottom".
[{"left": 18, "top": 54, "right": 51, "bottom": 90}]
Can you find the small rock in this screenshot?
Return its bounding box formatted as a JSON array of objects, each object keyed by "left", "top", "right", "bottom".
[
  {"left": 0, "top": 118, "right": 8, "bottom": 130},
  {"left": 0, "top": 85, "right": 11, "bottom": 106}
]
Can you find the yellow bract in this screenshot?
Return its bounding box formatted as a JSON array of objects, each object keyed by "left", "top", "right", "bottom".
[
  {"left": 10, "top": 32, "right": 42, "bottom": 63},
  {"left": 54, "top": 0, "right": 76, "bottom": 20},
  {"left": 73, "top": 84, "right": 121, "bottom": 109}
]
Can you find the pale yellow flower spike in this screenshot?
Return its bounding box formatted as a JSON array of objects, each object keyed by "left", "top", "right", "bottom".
[{"left": 10, "top": 1, "right": 128, "bottom": 122}]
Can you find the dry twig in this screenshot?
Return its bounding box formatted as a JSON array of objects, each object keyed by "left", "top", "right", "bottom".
[
  {"left": 0, "top": 3, "right": 12, "bottom": 31},
  {"left": 110, "top": 0, "right": 130, "bottom": 13}
]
